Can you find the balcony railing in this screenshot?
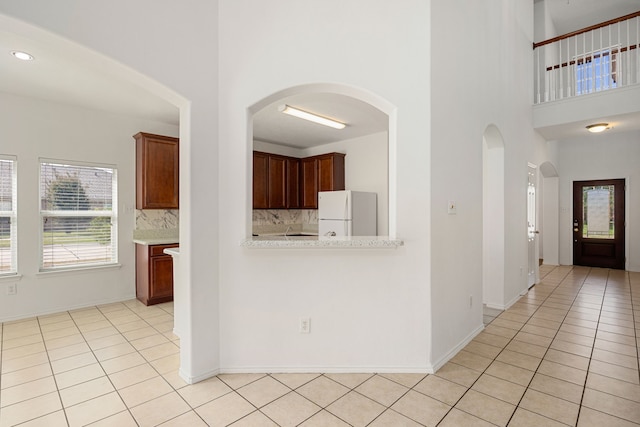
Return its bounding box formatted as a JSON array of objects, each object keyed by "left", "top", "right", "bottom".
[{"left": 534, "top": 11, "right": 640, "bottom": 104}]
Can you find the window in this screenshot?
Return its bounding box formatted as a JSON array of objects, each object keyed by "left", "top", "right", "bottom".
[
  {"left": 575, "top": 48, "right": 617, "bottom": 95},
  {"left": 0, "top": 157, "right": 17, "bottom": 275},
  {"left": 40, "top": 160, "right": 117, "bottom": 270}
]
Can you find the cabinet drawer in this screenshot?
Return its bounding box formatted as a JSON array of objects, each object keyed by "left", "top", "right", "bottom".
[{"left": 150, "top": 244, "right": 178, "bottom": 256}]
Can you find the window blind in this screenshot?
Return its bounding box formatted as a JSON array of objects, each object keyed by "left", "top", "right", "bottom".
[
  {"left": 0, "top": 158, "right": 17, "bottom": 274},
  {"left": 40, "top": 161, "right": 117, "bottom": 270}
]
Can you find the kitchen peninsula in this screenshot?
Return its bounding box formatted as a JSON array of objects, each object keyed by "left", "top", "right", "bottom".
[{"left": 242, "top": 235, "right": 404, "bottom": 248}]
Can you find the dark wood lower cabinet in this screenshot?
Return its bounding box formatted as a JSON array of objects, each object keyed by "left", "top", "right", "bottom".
[{"left": 136, "top": 243, "right": 178, "bottom": 306}]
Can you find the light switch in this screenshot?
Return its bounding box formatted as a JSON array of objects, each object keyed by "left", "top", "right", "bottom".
[{"left": 448, "top": 200, "right": 457, "bottom": 214}]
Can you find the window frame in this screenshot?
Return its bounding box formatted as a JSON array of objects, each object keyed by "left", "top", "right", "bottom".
[
  {"left": 574, "top": 46, "right": 618, "bottom": 96},
  {"left": 0, "top": 155, "right": 17, "bottom": 276},
  {"left": 39, "top": 158, "right": 118, "bottom": 272}
]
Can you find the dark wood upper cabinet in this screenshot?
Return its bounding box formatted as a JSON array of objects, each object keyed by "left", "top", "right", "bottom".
[
  {"left": 301, "top": 153, "right": 345, "bottom": 209},
  {"left": 253, "top": 151, "right": 269, "bottom": 209},
  {"left": 253, "top": 151, "right": 344, "bottom": 209},
  {"left": 253, "top": 151, "right": 303, "bottom": 209},
  {"left": 268, "top": 155, "right": 287, "bottom": 209},
  {"left": 317, "top": 153, "right": 345, "bottom": 192},
  {"left": 300, "top": 157, "right": 319, "bottom": 209},
  {"left": 286, "top": 158, "right": 301, "bottom": 209},
  {"left": 134, "top": 132, "right": 179, "bottom": 209}
]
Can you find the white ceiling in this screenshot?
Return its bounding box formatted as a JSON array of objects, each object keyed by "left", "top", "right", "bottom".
[
  {"left": 252, "top": 93, "right": 388, "bottom": 149},
  {"left": 0, "top": 25, "right": 178, "bottom": 126},
  {"left": 2, "top": 3, "right": 639, "bottom": 146},
  {"left": 542, "top": 0, "right": 640, "bottom": 35}
]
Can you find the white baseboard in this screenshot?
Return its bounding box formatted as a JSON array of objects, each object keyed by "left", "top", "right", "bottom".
[
  {"left": 0, "top": 294, "right": 136, "bottom": 323},
  {"left": 428, "top": 323, "right": 485, "bottom": 373},
  {"left": 179, "top": 368, "right": 220, "bottom": 385},
  {"left": 217, "top": 366, "right": 433, "bottom": 375}
]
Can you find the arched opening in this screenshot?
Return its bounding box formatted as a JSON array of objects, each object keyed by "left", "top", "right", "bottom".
[
  {"left": 483, "top": 125, "right": 505, "bottom": 309},
  {"left": 247, "top": 83, "right": 397, "bottom": 238}
]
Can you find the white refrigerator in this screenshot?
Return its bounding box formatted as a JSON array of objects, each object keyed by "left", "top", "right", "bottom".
[{"left": 318, "top": 190, "right": 377, "bottom": 237}]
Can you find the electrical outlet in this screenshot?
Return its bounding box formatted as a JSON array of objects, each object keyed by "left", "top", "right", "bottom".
[
  {"left": 7, "top": 283, "right": 17, "bottom": 295},
  {"left": 300, "top": 317, "right": 311, "bottom": 334},
  {"left": 469, "top": 295, "right": 473, "bottom": 308}
]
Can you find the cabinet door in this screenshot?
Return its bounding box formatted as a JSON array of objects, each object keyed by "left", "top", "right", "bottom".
[
  {"left": 268, "top": 155, "right": 287, "bottom": 209},
  {"left": 253, "top": 152, "right": 269, "bottom": 209},
  {"left": 300, "top": 158, "right": 318, "bottom": 208},
  {"left": 149, "top": 255, "right": 174, "bottom": 300},
  {"left": 287, "top": 158, "right": 301, "bottom": 208},
  {"left": 135, "top": 133, "right": 179, "bottom": 209},
  {"left": 318, "top": 153, "right": 345, "bottom": 192}
]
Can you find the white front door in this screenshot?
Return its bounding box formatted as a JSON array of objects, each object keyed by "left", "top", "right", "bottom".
[{"left": 527, "top": 164, "right": 539, "bottom": 288}]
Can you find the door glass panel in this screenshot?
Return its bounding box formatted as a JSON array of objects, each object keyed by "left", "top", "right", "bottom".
[
  {"left": 527, "top": 170, "right": 536, "bottom": 239},
  {"left": 583, "top": 185, "right": 614, "bottom": 239}
]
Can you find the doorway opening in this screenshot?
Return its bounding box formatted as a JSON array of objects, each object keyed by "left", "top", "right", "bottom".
[{"left": 573, "top": 179, "right": 625, "bottom": 269}]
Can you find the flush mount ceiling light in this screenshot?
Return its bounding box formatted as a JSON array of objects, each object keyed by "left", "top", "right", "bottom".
[
  {"left": 279, "top": 104, "right": 346, "bottom": 129},
  {"left": 11, "top": 50, "right": 34, "bottom": 61},
  {"left": 586, "top": 123, "right": 609, "bottom": 133}
]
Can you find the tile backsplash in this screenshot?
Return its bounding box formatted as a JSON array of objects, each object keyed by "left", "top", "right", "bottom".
[
  {"left": 252, "top": 209, "right": 317, "bottom": 226},
  {"left": 136, "top": 209, "right": 179, "bottom": 230},
  {"left": 252, "top": 209, "right": 318, "bottom": 235}
]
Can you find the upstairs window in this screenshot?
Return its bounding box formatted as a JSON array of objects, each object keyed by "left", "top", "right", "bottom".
[
  {"left": 40, "top": 160, "right": 118, "bottom": 270},
  {"left": 0, "top": 157, "right": 17, "bottom": 275},
  {"left": 575, "top": 48, "right": 617, "bottom": 95}
]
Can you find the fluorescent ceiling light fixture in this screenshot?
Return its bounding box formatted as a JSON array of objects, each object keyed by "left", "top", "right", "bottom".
[
  {"left": 11, "top": 51, "right": 34, "bottom": 61},
  {"left": 279, "top": 104, "right": 346, "bottom": 129},
  {"left": 586, "top": 123, "right": 608, "bottom": 133}
]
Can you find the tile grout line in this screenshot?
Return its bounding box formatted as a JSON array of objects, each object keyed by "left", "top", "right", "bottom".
[
  {"left": 92, "top": 301, "right": 199, "bottom": 426},
  {"left": 439, "top": 265, "right": 585, "bottom": 426},
  {"left": 494, "top": 266, "right": 582, "bottom": 426},
  {"left": 574, "top": 270, "right": 640, "bottom": 426},
  {"left": 573, "top": 268, "right": 610, "bottom": 426},
  {"left": 505, "top": 266, "right": 597, "bottom": 426},
  {"left": 0, "top": 322, "right": 3, "bottom": 406},
  {"left": 37, "top": 313, "right": 71, "bottom": 426},
  {"left": 66, "top": 305, "right": 140, "bottom": 427}
]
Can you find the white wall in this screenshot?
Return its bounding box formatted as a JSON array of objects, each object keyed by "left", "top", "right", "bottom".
[
  {"left": 218, "top": 0, "right": 432, "bottom": 372},
  {"left": 555, "top": 131, "right": 640, "bottom": 271},
  {"left": 430, "top": 0, "right": 535, "bottom": 363},
  {"left": 0, "top": 0, "right": 542, "bottom": 378},
  {"left": 253, "top": 140, "right": 305, "bottom": 158},
  {"left": 305, "top": 132, "right": 389, "bottom": 235},
  {"left": 0, "top": 1, "right": 221, "bottom": 382},
  {"left": 0, "top": 92, "right": 178, "bottom": 322}
]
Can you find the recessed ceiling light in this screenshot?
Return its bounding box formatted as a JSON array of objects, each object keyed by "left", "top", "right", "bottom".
[
  {"left": 11, "top": 50, "right": 34, "bottom": 61},
  {"left": 279, "top": 104, "right": 346, "bottom": 129},
  {"left": 586, "top": 123, "right": 609, "bottom": 133}
]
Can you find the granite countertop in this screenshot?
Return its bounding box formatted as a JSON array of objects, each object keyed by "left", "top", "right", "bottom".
[
  {"left": 241, "top": 235, "right": 404, "bottom": 249},
  {"left": 133, "top": 229, "right": 179, "bottom": 246},
  {"left": 163, "top": 248, "right": 180, "bottom": 256},
  {"left": 133, "top": 237, "right": 180, "bottom": 245}
]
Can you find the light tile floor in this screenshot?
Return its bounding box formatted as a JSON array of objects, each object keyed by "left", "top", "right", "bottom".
[{"left": 1, "top": 266, "right": 639, "bottom": 426}]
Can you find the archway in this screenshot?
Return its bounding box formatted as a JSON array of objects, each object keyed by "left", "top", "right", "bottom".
[
  {"left": 483, "top": 125, "right": 505, "bottom": 308},
  {"left": 248, "top": 83, "right": 397, "bottom": 238}
]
